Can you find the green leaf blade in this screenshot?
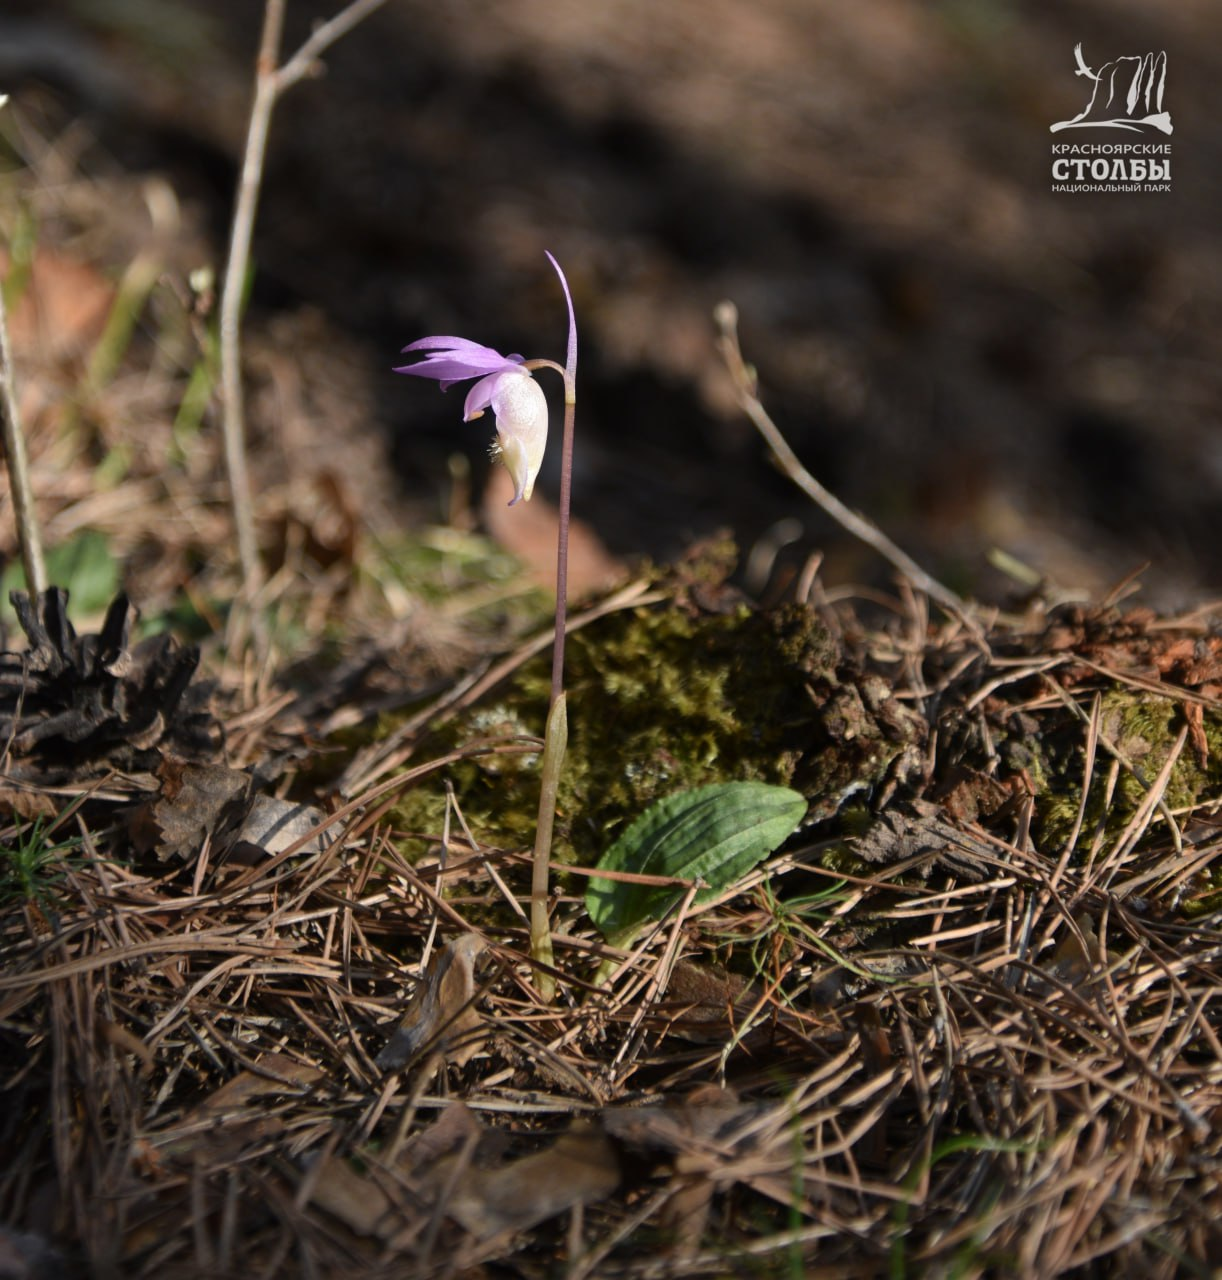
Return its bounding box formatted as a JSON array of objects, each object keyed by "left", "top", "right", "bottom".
[{"left": 586, "top": 781, "right": 807, "bottom": 941}]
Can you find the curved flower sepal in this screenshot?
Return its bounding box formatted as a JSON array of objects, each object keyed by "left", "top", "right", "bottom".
[
  {"left": 395, "top": 336, "right": 547, "bottom": 504},
  {"left": 394, "top": 336, "right": 524, "bottom": 389}
]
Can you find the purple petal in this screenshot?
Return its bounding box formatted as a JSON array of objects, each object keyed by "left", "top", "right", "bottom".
[
  {"left": 401, "top": 336, "right": 500, "bottom": 356},
  {"left": 393, "top": 357, "right": 491, "bottom": 387},
  {"left": 394, "top": 336, "right": 525, "bottom": 387},
  {"left": 462, "top": 369, "right": 528, "bottom": 421}
]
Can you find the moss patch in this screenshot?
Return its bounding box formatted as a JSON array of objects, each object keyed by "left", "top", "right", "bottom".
[
  {"left": 386, "top": 596, "right": 927, "bottom": 865},
  {"left": 998, "top": 689, "right": 1222, "bottom": 853}
]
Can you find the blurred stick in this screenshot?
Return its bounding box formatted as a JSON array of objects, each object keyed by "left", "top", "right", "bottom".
[
  {"left": 0, "top": 90, "right": 44, "bottom": 594},
  {"left": 219, "top": 0, "right": 389, "bottom": 606},
  {"left": 714, "top": 300, "right": 967, "bottom": 620},
  {"left": 0, "top": 269, "right": 47, "bottom": 597}
]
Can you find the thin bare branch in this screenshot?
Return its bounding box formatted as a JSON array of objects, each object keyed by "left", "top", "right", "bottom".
[
  {"left": 274, "top": 0, "right": 391, "bottom": 94},
  {"left": 219, "top": 0, "right": 389, "bottom": 612},
  {"left": 218, "top": 0, "right": 285, "bottom": 602},
  {"left": 715, "top": 299, "right": 968, "bottom": 620}
]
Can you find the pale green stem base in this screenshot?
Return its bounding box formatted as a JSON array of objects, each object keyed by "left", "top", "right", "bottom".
[{"left": 530, "top": 692, "right": 568, "bottom": 1000}]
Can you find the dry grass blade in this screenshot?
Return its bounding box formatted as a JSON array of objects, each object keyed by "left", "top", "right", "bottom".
[{"left": 0, "top": 281, "right": 46, "bottom": 594}]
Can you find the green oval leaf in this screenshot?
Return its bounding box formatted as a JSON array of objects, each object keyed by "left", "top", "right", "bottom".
[{"left": 586, "top": 782, "right": 807, "bottom": 943}]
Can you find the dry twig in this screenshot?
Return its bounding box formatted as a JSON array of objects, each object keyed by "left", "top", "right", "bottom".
[
  {"left": 219, "top": 0, "right": 389, "bottom": 610},
  {"left": 0, "top": 264, "right": 46, "bottom": 595},
  {"left": 715, "top": 299, "right": 968, "bottom": 621}
]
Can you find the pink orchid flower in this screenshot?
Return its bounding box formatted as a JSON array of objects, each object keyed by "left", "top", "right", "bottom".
[{"left": 395, "top": 337, "right": 547, "bottom": 505}]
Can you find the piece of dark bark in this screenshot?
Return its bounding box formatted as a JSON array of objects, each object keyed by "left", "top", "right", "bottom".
[{"left": 853, "top": 800, "right": 1000, "bottom": 881}]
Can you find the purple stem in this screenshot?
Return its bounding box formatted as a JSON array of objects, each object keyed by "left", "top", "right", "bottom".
[{"left": 544, "top": 251, "right": 577, "bottom": 708}]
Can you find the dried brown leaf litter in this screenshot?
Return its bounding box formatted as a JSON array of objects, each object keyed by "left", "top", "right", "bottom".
[{"left": 1, "top": 580, "right": 1221, "bottom": 1278}]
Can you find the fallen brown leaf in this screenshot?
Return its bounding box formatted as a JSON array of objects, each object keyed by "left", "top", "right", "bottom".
[
  {"left": 658, "top": 958, "right": 760, "bottom": 1043},
  {"left": 603, "top": 1084, "right": 755, "bottom": 1156},
  {"left": 233, "top": 794, "right": 330, "bottom": 857},
  {"left": 1044, "top": 914, "right": 1123, "bottom": 989},
  {"left": 193, "top": 1053, "right": 325, "bottom": 1113},
  {"left": 445, "top": 1121, "right": 620, "bottom": 1241},
  {"left": 376, "top": 934, "right": 487, "bottom": 1072},
  {"left": 142, "top": 1053, "right": 324, "bottom": 1166},
  {"left": 604, "top": 1086, "right": 759, "bottom": 1262},
  {"left": 127, "top": 758, "right": 255, "bottom": 862},
  {"left": 306, "top": 1153, "right": 400, "bottom": 1240}
]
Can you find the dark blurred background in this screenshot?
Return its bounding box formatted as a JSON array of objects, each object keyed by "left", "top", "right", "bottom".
[{"left": 2, "top": 0, "right": 1220, "bottom": 605}]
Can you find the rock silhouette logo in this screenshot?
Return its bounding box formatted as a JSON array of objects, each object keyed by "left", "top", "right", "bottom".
[{"left": 1051, "top": 43, "right": 1172, "bottom": 134}]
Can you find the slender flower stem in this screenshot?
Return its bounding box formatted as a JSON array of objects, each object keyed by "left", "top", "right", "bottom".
[
  {"left": 543, "top": 250, "right": 578, "bottom": 707},
  {"left": 529, "top": 691, "right": 567, "bottom": 1001},
  {"left": 529, "top": 252, "right": 578, "bottom": 994},
  {"left": 551, "top": 394, "right": 575, "bottom": 706}
]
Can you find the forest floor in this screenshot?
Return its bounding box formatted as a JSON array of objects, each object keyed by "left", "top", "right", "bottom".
[{"left": 2, "top": 6, "right": 1222, "bottom": 1277}]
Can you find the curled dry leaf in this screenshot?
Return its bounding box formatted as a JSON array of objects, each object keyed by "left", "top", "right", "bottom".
[
  {"left": 604, "top": 1085, "right": 803, "bottom": 1258},
  {"left": 660, "top": 958, "right": 823, "bottom": 1047},
  {"left": 128, "top": 767, "right": 328, "bottom": 865},
  {"left": 233, "top": 794, "right": 330, "bottom": 857},
  {"left": 97, "top": 1018, "right": 156, "bottom": 1075},
  {"left": 604, "top": 1085, "right": 749, "bottom": 1260},
  {"left": 1043, "top": 914, "right": 1125, "bottom": 989},
  {"left": 376, "top": 934, "right": 487, "bottom": 1072},
  {"left": 192, "top": 1052, "right": 325, "bottom": 1113},
  {"left": 140, "top": 1053, "right": 324, "bottom": 1167},
  {"left": 307, "top": 1103, "right": 486, "bottom": 1243},
  {"left": 603, "top": 1083, "right": 757, "bottom": 1156},
  {"left": 658, "top": 958, "right": 761, "bottom": 1044},
  {"left": 403, "top": 1099, "right": 485, "bottom": 1169},
  {"left": 305, "top": 1154, "right": 401, "bottom": 1240},
  {"left": 302, "top": 1103, "right": 618, "bottom": 1248},
  {"left": 127, "top": 758, "right": 255, "bottom": 862}
]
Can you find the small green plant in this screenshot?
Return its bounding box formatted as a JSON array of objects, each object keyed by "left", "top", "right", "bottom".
[
  {"left": 1, "top": 529, "right": 120, "bottom": 629},
  {"left": 0, "top": 816, "right": 84, "bottom": 910},
  {"left": 586, "top": 781, "right": 807, "bottom": 951}
]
